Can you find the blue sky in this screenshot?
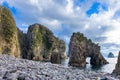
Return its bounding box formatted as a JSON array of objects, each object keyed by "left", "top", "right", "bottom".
[{"left": 1, "top": 0, "right": 120, "bottom": 56}]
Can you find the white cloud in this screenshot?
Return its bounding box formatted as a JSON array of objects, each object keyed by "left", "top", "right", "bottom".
[
  {"left": 0, "top": 0, "right": 4, "bottom": 4},
  {"left": 40, "top": 18, "right": 62, "bottom": 31}
]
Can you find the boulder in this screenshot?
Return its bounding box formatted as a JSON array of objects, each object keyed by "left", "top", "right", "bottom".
[
  {"left": 113, "top": 51, "right": 120, "bottom": 75},
  {"left": 108, "top": 52, "right": 114, "bottom": 58},
  {"left": 27, "top": 23, "right": 66, "bottom": 63},
  {"left": 0, "top": 6, "right": 20, "bottom": 57},
  {"left": 69, "top": 32, "right": 108, "bottom": 67}
]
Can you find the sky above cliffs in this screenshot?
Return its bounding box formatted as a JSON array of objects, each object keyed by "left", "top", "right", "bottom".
[{"left": 1, "top": 0, "right": 120, "bottom": 56}]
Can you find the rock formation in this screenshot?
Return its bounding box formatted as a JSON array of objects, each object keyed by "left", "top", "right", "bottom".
[
  {"left": 69, "top": 32, "right": 108, "bottom": 67},
  {"left": 27, "top": 24, "right": 66, "bottom": 63},
  {"left": 0, "top": 6, "right": 20, "bottom": 57},
  {"left": 108, "top": 52, "right": 114, "bottom": 58},
  {"left": 113, "top": 52, "right": 120, "bottom": 75},
  {"left": 0, "top": 6, "right": 66, "bottom": 64}
]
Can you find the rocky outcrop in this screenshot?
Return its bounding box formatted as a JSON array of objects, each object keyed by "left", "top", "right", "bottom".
[
  {"left": 0, "top": 6, "right": 20, "bottom": 57},
  {"left": 69, "top": 32, "right": 108, "bottom": 67},
  {"left": 27, "top": 24, "right": 66, "bottom": 63},
  {"left": 113, "top": 52, "right": 120, "bottom": 75},
  {"left": 0, "top": 5, "right": 66, "bottom": 63},
  {"left": 108, "top": 52, "right": 114, "bottom": 58}
]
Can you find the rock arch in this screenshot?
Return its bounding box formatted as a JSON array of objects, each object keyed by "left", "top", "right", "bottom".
[{"left": 68, "top": 32, "right": 108, "bottom": 67}]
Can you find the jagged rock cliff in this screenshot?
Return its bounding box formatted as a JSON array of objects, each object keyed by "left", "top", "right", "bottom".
[
  {"left": 27, "top": 24, "right": 66, "bottom": 63},
  {"left": 69, "top": 32, "right": 108, "bottom": 67},
  {"left": 113, "top": 52, "right": 120, "bottom": 75},
  {"left": 0, "top": 6, "right": 20, "bottom": 57}
]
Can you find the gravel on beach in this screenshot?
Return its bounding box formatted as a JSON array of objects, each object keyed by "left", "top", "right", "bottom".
[{"left": 0, "top": 55, "right": 119, "bottom": 80}]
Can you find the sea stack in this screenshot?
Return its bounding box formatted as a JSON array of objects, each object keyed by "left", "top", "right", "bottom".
[
  {"left": 27, "top": 24, "right": 66, "bottom": 63},
  {"left": 68, "top": 32, "right": 108, "bottom": 67},
  {"left": 108, "top": 52, "right": 114, "bottom": 58},
  {"left": 0, "top": 6, "right": 21, "bottom": 57},
  {"left": 113, "top": 51, "right": 120, "bottom": 75}
]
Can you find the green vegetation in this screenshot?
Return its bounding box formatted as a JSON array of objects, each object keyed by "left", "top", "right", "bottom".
[
  {"left": 43, "top": 35, "right": 52, "bottom": 50},
  {"left": 33, "top": 28, "right": 42, "bottom": 47},
  {"left": 1, "top": 7, "right": 16, "bottom": 43},
  {"left": 76, "top": 33, "right": 86, "bottom": 42},
  {"left": 31, "top": 25, "right": 53, "bottom": 50}
]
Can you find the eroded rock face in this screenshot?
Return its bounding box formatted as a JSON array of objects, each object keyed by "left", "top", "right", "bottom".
[
  {"left": 27, "top": 24, "right": 66, "bottom": 63},
  {"left": 0, "top": 6, "right": 20, "bottom": 57},
  {"left": 69, "top": 32, "right": 108, "bottom": 67},
  {"left": 113, "top": 52, "right": 120, "bottom": 75}
]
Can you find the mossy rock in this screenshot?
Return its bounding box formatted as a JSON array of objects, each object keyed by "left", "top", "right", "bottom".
[
  {"left": 27, "top": 23, "right": 66, "bottom": 62},
  {"left": 0, "top": 6, "right": 20, "bottom": 57}
]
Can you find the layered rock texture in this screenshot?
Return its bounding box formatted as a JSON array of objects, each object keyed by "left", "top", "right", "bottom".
[
  {"left": 69, "top": 32, "right": 108, "bottom": 67},
  {"left": 113, "top": 52, "right": 120, "bottom": 75},
  {"left": 0, "top": 6, "right": 20, "bottom": 57},
  {"left": 26, "top": 24, "right": 66, "bottom": 63}
]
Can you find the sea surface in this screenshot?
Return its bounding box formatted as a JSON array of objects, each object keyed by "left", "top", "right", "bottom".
[{"left": 61, "top": 57, "right": 118, "bottom": 73}]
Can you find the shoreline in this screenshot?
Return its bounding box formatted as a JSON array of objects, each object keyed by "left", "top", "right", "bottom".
[{"left": 0, "top": 55, "right": 119, "bottom": 80}]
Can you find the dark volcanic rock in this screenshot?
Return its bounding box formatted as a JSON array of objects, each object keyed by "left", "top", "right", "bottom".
[
  {"left": 113, "top": 52, "right": 120, "bottom": 75},
  {"left": 108, "top": 52, "right": 114, "bottom": 58},
  {"left": 0, "top": 6, "right": 21, "bottom": 57},
  {"left": 27, "top": 23, "right": 66, "bottom": 63},
  {"left": 69, "top": 32, "right": 108, "bottom": 67}
]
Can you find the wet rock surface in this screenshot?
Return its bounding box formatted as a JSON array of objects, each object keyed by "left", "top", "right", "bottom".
[
  {"left": 69, "top": 32, "right": 108, "bottom": 67},
  {"left": 0, "top": 55, "right": 118, "bottom": 80}
]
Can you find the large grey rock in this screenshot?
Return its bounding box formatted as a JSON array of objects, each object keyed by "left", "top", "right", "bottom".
[{"left": 69, "top": 32, "right": 108, "bottom": 67}]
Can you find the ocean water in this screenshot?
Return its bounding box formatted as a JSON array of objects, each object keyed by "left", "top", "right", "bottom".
[{"left": 61, "top": 57, "right": 118, "bottom": 73}]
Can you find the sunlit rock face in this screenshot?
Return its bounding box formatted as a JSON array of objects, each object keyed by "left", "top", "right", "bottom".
[
  {"left": 69, "top": 32, "right": 108, "bottom": 67},
  {"left": 0, "top": 6, "right": 21, "bottom": 57},
  {"left": 27, "top": 23, "right": 66, "bottom": 63},
  {"left": 113, "top": 52, "right": 120, "bottom": 75}
]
